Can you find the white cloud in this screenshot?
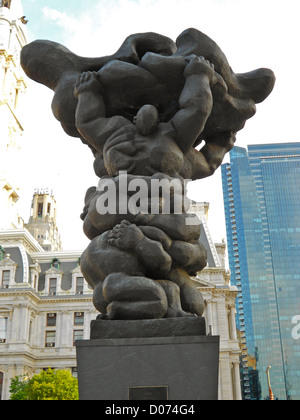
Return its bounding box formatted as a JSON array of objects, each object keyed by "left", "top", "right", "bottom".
[{"left": 42, "top": 6, "right": 79, "bottom": 33}]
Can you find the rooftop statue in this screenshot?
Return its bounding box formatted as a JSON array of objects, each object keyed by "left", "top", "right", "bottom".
[{"left": 21, "top": 28, "right": 275, "bottom": 320}]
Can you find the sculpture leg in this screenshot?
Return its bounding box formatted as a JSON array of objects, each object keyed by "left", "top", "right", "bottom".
[
  {"left": 167, "top": 268, "right": 205, "bottom": 316},
  {"left": 157, "top": 280, "right": 197, "bottom": 318},
  {"left": 102, "top": 273, "right": 168, "bottom": 320}
]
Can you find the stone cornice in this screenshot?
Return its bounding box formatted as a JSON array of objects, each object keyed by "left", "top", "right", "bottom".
[
  {"left": 0, "top": 288, "right": 93, "bottom": 304},
  {"left": 0, "top": 229, "right": 44, "bottom": 253},
  {"left": 30, "top": 250, "right": 82, "bottom": 263},
  {"left": 198, "top": 286, "right": 238, "bottom": 298},
  {"left": 195, "top": 267, "right": 231, "bottom": 285}
]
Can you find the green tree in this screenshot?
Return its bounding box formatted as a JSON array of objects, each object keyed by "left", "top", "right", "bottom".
[
  {"left": 9, "top": 375, "right": 30, "bottom": 400},
  {"left": 9, "top": 369, "right": 79, "bottom": 400}
]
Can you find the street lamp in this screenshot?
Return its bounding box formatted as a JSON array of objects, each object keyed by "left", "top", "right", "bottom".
[{"left": 266, "top": 366, "right": 274, "bottom": 400}]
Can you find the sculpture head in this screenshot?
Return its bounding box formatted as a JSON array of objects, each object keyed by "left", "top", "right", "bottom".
[{"left": 134, "top": 105, "right": 159, "bottom": 136}]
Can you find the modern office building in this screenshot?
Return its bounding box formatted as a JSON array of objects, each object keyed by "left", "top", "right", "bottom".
[{"left": 222, "top": 143, "right": 300, "bottom": 400}]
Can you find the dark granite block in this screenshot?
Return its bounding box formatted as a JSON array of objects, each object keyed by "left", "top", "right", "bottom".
[
  {"left": 76, "top": 333, "right": 219, "bottom": 400},
  {"left": 90, "top": 317, "right": 206, "bottom": 339}
]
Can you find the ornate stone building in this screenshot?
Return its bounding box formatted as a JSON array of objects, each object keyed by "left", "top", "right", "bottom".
[
  {"left": 0, "top": 0, "right": 27, "bottom": 230},
  {"left": 0, "top": 200, "right": 241, "bottom": 400},
  {"left": 0, "top": 1, "right": 96, "bottom": 400},
  {"left": 191, "top": 203, "right": 241, "bottom": 400},
  {"left": 0, "top": 234, "right": 97, "bottom": 400}
]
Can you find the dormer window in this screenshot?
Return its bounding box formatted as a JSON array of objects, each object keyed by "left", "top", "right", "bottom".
[
  {"left": 29, "top": 260, "right": 41, "bottom": 291},
  {"left": 71, "top": 265, "right": 89, "bottom": 295},
  {"left": 0, "top": 254, "right": 17, "bottom": 289},
  {"left": 49, "top": 278, "right": 57, "bottom": 296},
  {"left": 44, "top": 265, "right": 63, "bottom": 296},
  {"left": 76, "top": 277, "right": 84, "bottom": 295}
]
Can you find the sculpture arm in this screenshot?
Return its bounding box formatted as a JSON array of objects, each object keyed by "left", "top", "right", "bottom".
[
  {"left": 136, "top": 236, "right": 172, "bottom": 277},
  {"left": 186, "top": 131, "right": 236, "bottom": 179},
  {"left": 74, "top": 72, "right": 130, "bottom": 153},
  {"left": 171, "top": 56, "right": 226, "bottom": 153}
]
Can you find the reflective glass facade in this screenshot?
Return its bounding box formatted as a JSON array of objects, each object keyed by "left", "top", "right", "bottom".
[{"left": 221, "top": 143, "right": 300, "bottom": 400}]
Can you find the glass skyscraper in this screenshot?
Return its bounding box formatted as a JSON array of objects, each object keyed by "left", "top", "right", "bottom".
[{"left": 221, "top": 143, "right": 300, "bottom": 400}]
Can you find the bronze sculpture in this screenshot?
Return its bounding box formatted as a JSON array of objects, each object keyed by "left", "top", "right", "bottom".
[{"left": 21, "top": 28, "right": 275, "bottom": 320}]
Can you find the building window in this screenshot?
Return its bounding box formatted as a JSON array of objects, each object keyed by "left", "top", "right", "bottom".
[
  {"left": 1, "top": 270, "right": 10, "bottom": 288},
  {"left": 38, "top": 202, "right": 43, "bottom": 218},
  {"left": 45, "top": 265, "right": 63, "bottom": 296},
  {"left": 0, "top": 0, "right": 12, "bottom": 8},
  {"left": 74, "top": 312, "right": 84, "bottom": 326},
  {"left": 76, "top": 277, "right": 84, "bottom": 295},
  {"left": 45, "top": 331, "right": 56, "bottom": 347},
  {"left": 46, "top": 313, "right": 57, "bottom": 327},
  {"left": 73, "top": 329, "right": 84, "bottom": 345},
  {"left": 0, "top": 316, "right": 7, "bottom": 343},
  {"left": 49, "top": 278, "right": 57, "bottom": 295},
  {"left": 33, "top": 275, "right": 38, "bottom": 290},
  {"left": 47, "top": 203, "right": 51, "bottom": 215}
]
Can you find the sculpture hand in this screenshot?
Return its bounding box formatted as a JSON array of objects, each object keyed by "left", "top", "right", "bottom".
[
  {"left": 206, "top": 131, "right": 236, "bottom": 151},
  {"left": 74, "top": 71, "right": 103, "bottom": 98},
  {"left": 107, "top": 220, "right": 144, "bottom": 250},
  {"left": 184, "top": 55, "right": 215, "bottom": 80}
]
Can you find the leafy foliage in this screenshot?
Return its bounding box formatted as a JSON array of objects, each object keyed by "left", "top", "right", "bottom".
[
  {"left": 9, "top": 369, "right": 79, "bottom": 400},
  {"left": 9, "top": 375, "right": 30, "bottom": 400}
]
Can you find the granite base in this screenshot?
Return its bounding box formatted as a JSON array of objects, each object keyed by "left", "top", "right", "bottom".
[{"left": 76, "top": 318, "right": 219, "bottom": 401}]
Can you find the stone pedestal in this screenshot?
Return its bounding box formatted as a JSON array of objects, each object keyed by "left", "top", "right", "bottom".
[{"left": 76, "top": 318, "right": 219, "bottom": 401}]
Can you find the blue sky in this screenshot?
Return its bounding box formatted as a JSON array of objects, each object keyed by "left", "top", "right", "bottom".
[
  {"left": 17, "top": 0, "right": 300, "bottom": 250},
  {"left": 22, "top": 0, "right": 89, "bottom": 43}
]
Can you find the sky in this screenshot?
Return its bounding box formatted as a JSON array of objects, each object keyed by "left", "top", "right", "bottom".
[{"left": 16, "top": 0, "right": 300, "bottom": 252}]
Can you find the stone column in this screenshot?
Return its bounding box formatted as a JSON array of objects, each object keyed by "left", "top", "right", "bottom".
[
  {"left": 234, "top": 361, "right": 242, "bottom": 400},
  {"left": 230, "top": 305, "right": 237, "bottom": 340},
  {"left": 206, "top": 300, "right": 213, "bottom": 335},
  {"left": 232, "top": 361, "right": 242, "bottom": 400}
]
